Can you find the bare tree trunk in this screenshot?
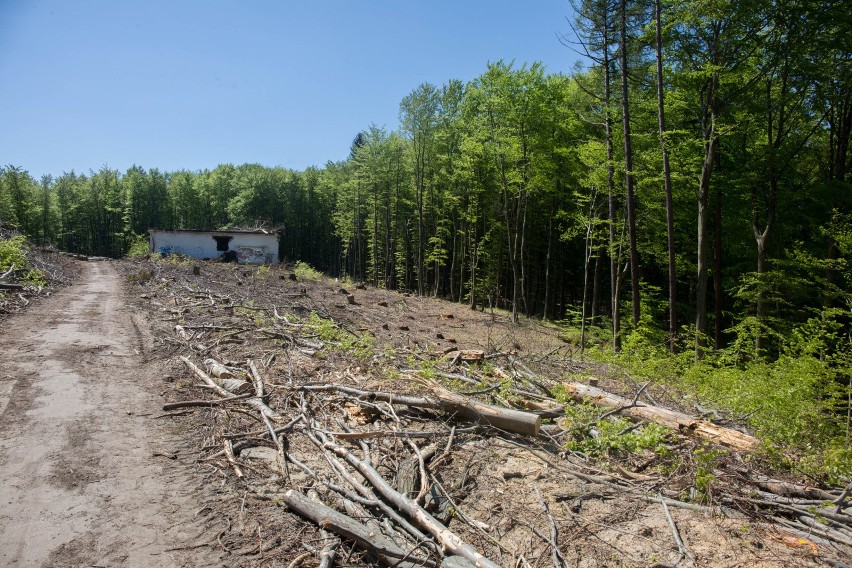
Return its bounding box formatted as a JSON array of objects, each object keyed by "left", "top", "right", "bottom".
[
  {"left": 543, "top": 198, "right": 555, "bottom": 320},
  {"left": 580, "top": 194, "right": 597, "bottom": 355},
  {"left": 655, "top": 0, "right": 677, "bottom": 350},
  {"left": 695, "top": 69, "right": 719, "bottom": 361},
  {"left": 603, "top": 16, "right": 622, "bottom": 352},
  {"left": 620, "top": 0, "right": 641, "bottom": 327},
  {"left": 713, "top": 179, "right": 724, "bottom": 350},
  {"left": 591, "top": 242, "right": 603, "bottom": 325}
]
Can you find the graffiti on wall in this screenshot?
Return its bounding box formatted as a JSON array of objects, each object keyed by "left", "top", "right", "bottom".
[
  {"left": 158, "top": 245, "right": 204, "bottom": 257},
  {"left": 237, "top": 246, "right": 269, "bottom": 264}
]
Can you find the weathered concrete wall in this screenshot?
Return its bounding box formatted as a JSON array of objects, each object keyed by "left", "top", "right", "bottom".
[{"left": 149, "top": 231, "right": 279, "bottom": 264}]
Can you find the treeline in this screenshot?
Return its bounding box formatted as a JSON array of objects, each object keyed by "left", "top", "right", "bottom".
[
  {"left": 1, "top": 0, "right": 850, "bottom": 362},
  {"left": 0, "top": 164, "right": 340, "bottom": 270}
]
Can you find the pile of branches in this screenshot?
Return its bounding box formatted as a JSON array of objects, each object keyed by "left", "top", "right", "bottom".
[{"left": 125, "top": 259, "right": 852, "bottom": 567}]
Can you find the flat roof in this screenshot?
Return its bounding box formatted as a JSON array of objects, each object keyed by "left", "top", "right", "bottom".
[{"left": 148, "top": 229, "right": 278, "bottom": 236}]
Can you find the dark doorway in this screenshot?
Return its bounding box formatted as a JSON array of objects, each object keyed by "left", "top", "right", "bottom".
[{"left": 213, "top": 236, "right": 233, "bottom": 251}]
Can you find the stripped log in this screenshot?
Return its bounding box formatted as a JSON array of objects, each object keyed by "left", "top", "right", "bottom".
[
  {"left": 204, "top": 358, "right": 252, "bottom": 394},
  {"left": 179, "top": 356, "right": 282, "bottom": 421},
  {"left": 298, "top": 383, "right": 540, "bottom": 436},
  {"left": 282, "top": 489, "right": 435, "bottom": 568},
  {"left": 247, "top": 359, "right": 265, "bottom": 398},
  {"left": 562, "top": 382, "right": 759, "bottom": 451}
]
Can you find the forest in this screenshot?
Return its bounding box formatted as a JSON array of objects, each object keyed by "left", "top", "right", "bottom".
[{"left": 1, "top": 0, "right": 850, "bottom": 474}]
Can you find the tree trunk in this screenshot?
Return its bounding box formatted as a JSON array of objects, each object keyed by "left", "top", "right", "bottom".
[
  {"left": 620, "top": 0, "right": 641, "bottom": 327},
  {"left": 713, "top": 177, "right": 724, "bottom": 350},
  {"left": 655, "top": 0, "right": 677, "bottom": 350},
  {"left": 695, "top": 75, "right": 718, "bottom": 361},
  {"left": 562, "top": 382, "right": 759, "bottom": 452},
  {"left": 603, "top": 17, "right": 621, "bottom": 352}
]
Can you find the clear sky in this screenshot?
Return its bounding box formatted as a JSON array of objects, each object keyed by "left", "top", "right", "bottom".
[{"left": 0, "top": 1, "right": 580, "bottom": 179}]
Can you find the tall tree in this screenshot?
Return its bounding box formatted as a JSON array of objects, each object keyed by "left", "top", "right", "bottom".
[
  {"left": 400, "top": 83, "right": 440, "bottom": 295},
  {"left": 654, "top": 0, "right": 678, "bottom": 349},
  {"left": 619, "top": 0, "right": 641, "bottom": 327}
]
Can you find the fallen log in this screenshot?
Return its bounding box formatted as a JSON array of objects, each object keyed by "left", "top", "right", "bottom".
[
  {"left": 298, "top": 383, "right": 540, "bottom": 436},
  {"left": 562, "top": 382, "right": 759, "bottom": 452},
  {"left": 0, "top": 283, "right": 24, "bottom": 291}
]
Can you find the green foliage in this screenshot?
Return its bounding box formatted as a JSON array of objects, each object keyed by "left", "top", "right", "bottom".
[
  {"left": 126, "top": 235, "right": 149, "bottom": 257},
  {"left": 0, "top": 235, "right": 46, "bottom": 287},
  {"left": 600, "top": 314, "right": 852, "bottom": 482},
  {"left": 560, "top": 401, "right": 673, "bottom": 459},
  {"left": 304, "top": 312, "right": 374, "bottom": 360},
  {"left": 0, "top": 236, "right": 28, "bottom": 272},
  {"left": 691, "top": 445, "right": 724, "bottom": 504},
  {"left": 293, "top": 261, "right": 322, "bottom": 281}
]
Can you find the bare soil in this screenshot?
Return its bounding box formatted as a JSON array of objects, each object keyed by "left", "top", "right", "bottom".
[{"left": 0, "top": 261, "right": 220, "bottom": 567}]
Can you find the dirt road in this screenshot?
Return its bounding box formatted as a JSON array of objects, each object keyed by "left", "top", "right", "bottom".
[{"left": 0, "top": 262, "right": 211, "bottom": 566}]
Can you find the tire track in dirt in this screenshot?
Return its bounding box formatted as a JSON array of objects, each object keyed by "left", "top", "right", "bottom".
[{"left": 0, "top": 261, "right": 218, "bottom": 567}]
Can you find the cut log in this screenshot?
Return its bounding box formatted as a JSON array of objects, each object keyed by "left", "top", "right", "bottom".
[
  {"left": 455, "top": 350, "right": 484, "bottom": 362},
  {"left": 298, "top": 383, "right": 540, "bottom": 436},
  {"left": 562, "top": 382, "right": 759, "bottom": 452},
  {"left": 0, "top": 283, "right": 24, "bottom": 291}
]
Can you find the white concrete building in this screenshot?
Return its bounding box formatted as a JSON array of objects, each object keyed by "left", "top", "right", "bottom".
[{"left": 148, "top": 229, "right": 279, "bottom": 264}]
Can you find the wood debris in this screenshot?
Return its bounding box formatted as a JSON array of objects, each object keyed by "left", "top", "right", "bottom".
[{"left": 116, "top": 258, "right": 852, "bottom": 566}]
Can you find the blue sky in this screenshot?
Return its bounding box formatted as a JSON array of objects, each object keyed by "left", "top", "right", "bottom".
[{"left": 0, "top": 1, "right": 580, "bottom": 179}]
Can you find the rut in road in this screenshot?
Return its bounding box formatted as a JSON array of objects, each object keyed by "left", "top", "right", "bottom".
[{"left": 0, "top": 261, "right": 218, "bottom": 567}]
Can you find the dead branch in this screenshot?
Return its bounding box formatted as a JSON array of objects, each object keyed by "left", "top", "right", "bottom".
[
  {"left": 321, "top": 438, "right": 501, "bottom": 568},
  {"left": 162, "top": 393, "right": 254, "bottom": 410},
  {"left": 281, "top": 489, "right": 438, "bottom": 568}
]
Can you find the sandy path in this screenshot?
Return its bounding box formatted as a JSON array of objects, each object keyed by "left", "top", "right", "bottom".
[{"left": 0, "top": 262, "right": 211, "bottom": 567}]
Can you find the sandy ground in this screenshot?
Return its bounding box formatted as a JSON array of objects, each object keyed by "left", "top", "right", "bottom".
[{"left": 0, "top": 261, "right": 216, "bottom": 567}]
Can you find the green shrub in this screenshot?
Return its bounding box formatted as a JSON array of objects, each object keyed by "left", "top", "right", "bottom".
[
  {"left": 304, "top": 311, "right": 374, "bottom": 360},
  {"left": 0, "top": 236, "right": 46, "bottom": 287},
  {"left": 293, "top": 261, "right": 322, "bottom": 281},
  {"left": 593, "top": 311, "right": 852, "bottom": 482},
  {"left": 126, "top": 235, "right": 149, "bottom": 257}
]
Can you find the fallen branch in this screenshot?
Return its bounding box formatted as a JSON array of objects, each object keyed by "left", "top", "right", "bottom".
[
  {"left": 282, "top": 489, "right": 437, "bottom": 568},
  {"left": 322, "top": 438, "right": 501, "bottom": 568},
  {"left": 180, "top": 356, "right": 282, "bottom": 420},
  {"left": 660, "top": 495, "right": 694, "bottom": 566},
  {"left": 162, "top": 392, "right": 254, "bottom": 410},
  {"left": 0, "top": 264, "right": 14, "bottom": 281}
]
